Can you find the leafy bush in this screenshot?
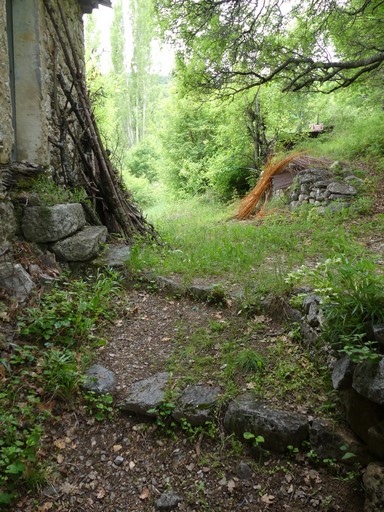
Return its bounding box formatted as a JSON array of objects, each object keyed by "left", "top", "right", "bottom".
[
  {"left": 19, "top": 271, "right": 121, "bottom": 347},
  {"left": 287, "top": 257, "right": 384, "bottom": 360}
]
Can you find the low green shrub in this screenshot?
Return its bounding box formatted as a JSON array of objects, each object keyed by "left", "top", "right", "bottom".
[{"left": 287, "top": 257, "right": 384, "bottom": 361}]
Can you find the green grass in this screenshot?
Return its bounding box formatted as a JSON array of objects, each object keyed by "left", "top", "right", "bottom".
[
  {"left": 128, "top": 196, "right": 373, "bottom": 300},
  {"left": 166, "top": 316, "right": 334, "bottom": 415}
]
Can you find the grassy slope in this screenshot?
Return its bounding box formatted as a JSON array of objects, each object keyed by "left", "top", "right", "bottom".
[{"left": 129, "top": 186, "right": 384, "bottom": 301}]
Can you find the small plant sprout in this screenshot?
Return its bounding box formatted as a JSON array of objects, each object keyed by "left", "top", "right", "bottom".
[
  {"left": 243, "top": 431, "right": 265, "bottom": 448},
  {"left": 340, "top": 444, "right": 356, "bottom": 461}
]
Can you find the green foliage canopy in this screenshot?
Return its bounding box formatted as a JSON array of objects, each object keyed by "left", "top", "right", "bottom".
[{"left": 155, "top": 0, "right": 384, "bottom": 94}]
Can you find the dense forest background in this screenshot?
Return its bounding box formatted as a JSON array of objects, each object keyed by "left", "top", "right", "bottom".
[{"left": 85, "top": 0, "right": 384, "bottom": 208}]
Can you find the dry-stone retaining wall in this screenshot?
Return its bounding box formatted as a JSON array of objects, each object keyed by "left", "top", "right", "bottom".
[
  {"left": 284, "top": 291, "right": 384, "bottom": 461},
  {"left": 0, "top": 202, "right": 108, "bottom": 300},
  {"left": 289, "top": 164, "right": 360, "bottom": 211}
]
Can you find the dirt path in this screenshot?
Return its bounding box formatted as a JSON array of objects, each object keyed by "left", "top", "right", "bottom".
[{"left": 15, "top": 288, "right": 365, "bottom": 512}]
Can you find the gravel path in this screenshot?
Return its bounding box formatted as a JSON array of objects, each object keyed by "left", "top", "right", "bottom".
[{"left": 15, "top": 288, "right": 365, "bottom": 512}]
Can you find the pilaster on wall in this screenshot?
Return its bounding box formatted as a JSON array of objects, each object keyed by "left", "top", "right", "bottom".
[
  {"left": 13, "top": 0, "right": 50, "bottom": 165},
  {"left": 0, "top": 0, "right": 15, "bottom": 164}
]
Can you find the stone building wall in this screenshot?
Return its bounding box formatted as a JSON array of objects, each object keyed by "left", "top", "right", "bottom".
[
  {"left": 0, "top": 0, "right": 108, "bottom": 255},
  {"left": 0, "top": 0, "right": 100, "bottom": 178}
]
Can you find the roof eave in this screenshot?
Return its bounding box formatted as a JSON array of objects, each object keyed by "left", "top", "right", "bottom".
[{"left": 79, "top": 0, "right": 112, "bottom": 14}]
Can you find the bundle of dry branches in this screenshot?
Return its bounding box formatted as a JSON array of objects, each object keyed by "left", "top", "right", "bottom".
[
  {"left": 43, "top": 0, "right": 158, "bottom": 242},
  {"left": 236, "top": 153, "right": 301, "bottom": 220},
  {"left": 236, "top": 153, "right": 332, "bottom": 220}
]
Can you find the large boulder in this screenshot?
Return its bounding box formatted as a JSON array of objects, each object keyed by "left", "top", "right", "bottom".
[
  {"left": 224, "top": 394, "right": 309, "bottom": 452},
  {"left": 353, "top": 358, "right": 384, "bottom": 405},
  {"left": 51, "top": 226, "right": 107, "bottom": 261},
  {"left": 22, "top": 203, "right": 86, "bottom": 243},
  {"left": 332, "top": 356, "right": 356, "bottom": 391},
  {"left": 340, "top": 388, "right": 384, "bottom": 458}
]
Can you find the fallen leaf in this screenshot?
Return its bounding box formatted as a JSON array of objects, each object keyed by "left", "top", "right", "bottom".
[
  {"left": 96, "top": 488, "right": 106, "bottom": 499},
  {"left": 219, "top": 477, "right": 227, "bottom": 486},
  {"left": 161, "top": 337, "right": 171, "bottom": 342},
  {"left": 57, "top": 454, "right": 64, "bottom": 464},
  {"left": 139, "top": 487, "right": 150, "bottom": 500},
  {"left": 61, "top": 482, "right": 77, "bottom": 495},
  {"left": 54, "top": 439, "right": 66, "bottom": 450},
  {"left": 0, "top": 311, "right": 10, "bottom": 322},
  {"left": 246, "top": 382, "right": 255, "bottom": 390},
  {"left": 227, "top": 479, "right": 236, "bottom": 493},
  {"left": 261, "top": 494, "right": 275, "bottom": 505},
  {"left": 38, "top": 502, "right": 53, "bottom": 511},
  {"left": 0, "top": 365, "right": 6, "bottom": 380}
]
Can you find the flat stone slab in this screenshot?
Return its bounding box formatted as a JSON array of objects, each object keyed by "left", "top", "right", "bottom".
[
  {"left": 224, "top": 394, "right": 309, "bottom": 452},
  {"left": 173, "top": 385, "right": 221, "bottom": 426},
  {"left": 156, "top": 276, "right": 185, "bottom": 295},
  {"left": 120, "top": 372, "right": 170, "bottom": 417},
  {"left": 22, "top": 203, "right": 86, "bottom": 243},
  {"left": 327, "top": 181, "right": 357, "bottom": 196},
  {"left": 0, "top": 263, "right": 34, "bottom": 301},
  {"left": 83, "top": 364, "right": 117, "bottom": 394},
  {"left": 353, "top": 358, "right": 384, "bottom": 405},
  {"left": 51, "top": 226, "right": 107, "bottom": 261}
]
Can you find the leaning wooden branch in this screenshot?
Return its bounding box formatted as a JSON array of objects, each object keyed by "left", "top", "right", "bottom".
[{"left": 43, "top": 0, "right": 158, "bottom": 242}]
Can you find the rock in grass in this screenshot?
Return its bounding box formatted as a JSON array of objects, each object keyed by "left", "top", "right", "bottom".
[
  {"left": 120, "top": 372, "right": 170, "bottom": 417},
  {"left": 188, "top": 284, "right": 225, "bottom": 304},
  {"left": 173, "top": 385, "right": 221, "bottom": 426},
  {"left": 95, "top": 244, "right": 131, "bottom": 267},
  {"left": 236, "top": 461, "right": 252, "bottom": 480},
  {"left": 84, "top": 364, "right": 117, "bottom": 394},
  {"left": 155, "top": 491, "right": 182, "bottom": 510},
  {"left": 224, "top": 394, "right": 309, "bottom": 453}
]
